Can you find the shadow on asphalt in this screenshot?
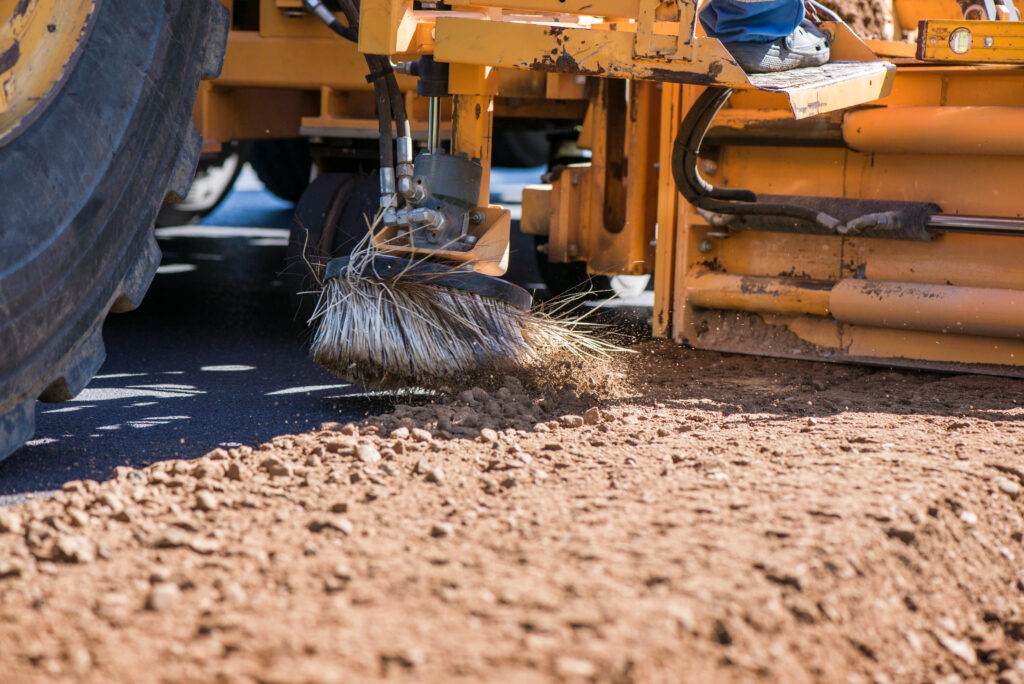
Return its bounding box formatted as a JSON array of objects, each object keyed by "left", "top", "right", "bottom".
[{"left": 0, "top": 188, "right": 392, "bottom": 499}]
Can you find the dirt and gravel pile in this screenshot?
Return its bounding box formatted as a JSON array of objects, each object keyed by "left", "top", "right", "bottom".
[{"left": 2, "top": 341, "right": 1024, "bottom": 682}]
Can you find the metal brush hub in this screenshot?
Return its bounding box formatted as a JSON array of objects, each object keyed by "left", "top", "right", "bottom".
[{"left": 397, "top": 152, "right": 483, "bottom": 249}]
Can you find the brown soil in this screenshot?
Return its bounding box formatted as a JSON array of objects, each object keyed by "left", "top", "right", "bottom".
[
  {"left": 826, "top": 0, "right": 895, "bottom": 40},
  {"left": 2, "top": 341, "right": 1024, "bottom": 683}
]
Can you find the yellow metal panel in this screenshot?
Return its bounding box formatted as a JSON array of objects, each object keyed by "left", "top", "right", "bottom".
[
  {"left": 358, "top": 0, "right": 416, "bottom": 55},
  {"left": 433, "top": 17, "right": 751, "bottom": 88},
  {"left": 653, "top": 83, "right": 682, "bottom": 337}
]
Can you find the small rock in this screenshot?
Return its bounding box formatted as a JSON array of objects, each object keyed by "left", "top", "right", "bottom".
[
  {"left": 480, "top": 428, "right": 499, "bottom": 444},
  {"left": 194, "top": 461, "right": 225, "bottom": 480},
  {"left": 411, "top": 428, "right": 432, "bottom": 442},
  {"left": 146, "top": 582, "right": 181, "bottom": 611},
  {"left": 356, "top": 443, "right": 381, "bottom": 464},
  {"left": 319, "top": 421, "right": 342, "bottom": 432},
  {"left": 959, "top": 510, "right": 978, "bottom": 525},
  {"left": 188, "top": 537, "right": 220, "bottom": 555},
  {"left": 559, "top": 415, "right": 584, "bottom": 428},
  {"left": 324, "top": 439, "right": 349, "bottom": 454},
  {"left": 471, "top": 387, "right": 489, "bottom": 402},
  {"left": 999, "top": 478, "right": 1021, "bottom": 499},
  {"left": 0, "top": 562, "right": 22, "bottom": 579},
  {"left": 533, "top": 423, "right": 550, "bottom": 433},
  {"left": 99, "top": 492, "right": 125, "bottom": 514},
  {"left": 330, "top": 501, "right": 349, "bottom": 513},
  {"left": 657, "top": 427, "right": 671, "bottom": 437},
  {"left": 938, "top": 634, "right": 977, "bottom": 665},
  {"left": 501, "top": 476, "right": 518, "bottom": 489},
  {"left": 259, "top": 457, "right": 292, "bottom": 477},
  {"left": 426, "top": 468, "right": 445, "bottom": 484},
  {"left": 431, "top": 522, "right": 453, "bottom": 538},
  {"left": 67, "top": 508, "right": 90, "bottom": 528},
  {"left": 0, "top": 510, "right": 22, "bottom": 535},
  {"left": 220, "top": 582, "right": 247, "bottom": 604},
  {"left": 340, "top": 423, "right": 358, "bottom": 436},
  {"left": 153, "top": 528, "right": 190, "bottom": 549},
  {"left": 390, "top": 427, "right": 410, "bottom": 440},
  {"left": 227, "top": 462, "right": 245, "bottom": 481},
  {"left": 583, "top": 407, "right": 602, "bottom": 425},
  {"left": 308, "top": 516, "right": 354, "bottom": 535},
  {"left": 55, "top": 535, "right": 95, "bottom": 564},
  {"left": 555, "top": 657, "right": 596, "bottom": 677},
  {"left": 457, "top": 390, "right": 475, "bottom": 403},
  {"left": 194, "top": 491, "right": 218, "bottom": 512},
  {"left": 885, "top": 526, "right": 916, "bottom": 544}
]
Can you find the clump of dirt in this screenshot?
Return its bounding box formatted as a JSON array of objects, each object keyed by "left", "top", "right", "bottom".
[
  {"left": 826, "top": 0, "right": 895, "bottom": 40},
  {"left": 2, "top": 341, "right": 1024, "bottom": 682}
]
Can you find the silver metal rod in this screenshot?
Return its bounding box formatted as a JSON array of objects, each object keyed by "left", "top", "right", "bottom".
[
  {"left": 427, "top": 97, "right": 440, "bottom": 154},
  {"left": 927, "top": 214, "right": 1024, "bottom": 236}
]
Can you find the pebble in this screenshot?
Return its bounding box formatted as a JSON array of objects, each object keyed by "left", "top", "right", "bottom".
[
  {"left": 555, "top": 657, "right": 597, "bottom": 677},
  {"left": 340, "top": 423, "right": 358, "bottom": 436},
  {"left": 146, "top": 582, "right": 181, "bottom": 611},
  {"left": 559, "top": 415, "right": 584, "bottom": 428},
  {"left": 260, "top": 457, "right": 292, "bottom": 478},
  {"left": 194, "top": 462, "right": 225, "bottom": 480},
  {"left": 0, "top": 510, "right": 22, "bottom": 534},
  {"left": 426, "top": 468, "right": 445, "bottom": 484},
  {"left": 999, "top": 478, "right": 1021, "bottom": 499},
  {"left": 55, "top": 535, "right": 95, "bottom": 564},
  {"left": 390, "top": 427, "right": 410, "bottom": 440},
  {"left": 938, "top": 634, "right": 977, "bottom": 665},
  {"left": 67, "top": 508, "right": 90, "bottom": 528},
  {"left": 480, "top": 428, "right": 499, "bottom": 444},
  {"left": 0, "top": 562, "right": 22, "bottom": 579},
  {"left": 194, "top": 491, "right": 218, "bottom": 512},
  {"left": 471, "top": 387, "right": 489, "bottom": 402},
  {"left": 153, "top": 528, "right": 190, "bottom": 549},
  {"left": 188, "top": 537, "right": 220, "bottom": 555},
  {"left": 308, "top": 516, "right": 354, "bottom": 535},
  {"left": 330, "top": 501, "right": 349, "bottom": 513},
  {"left": 356, "top": 444, "right": 382, "bottom": 464},
  {"left": 457, "top": 390, "right": 475, "bottom": 403},
  {"left": 431, "top": 522, "right": 453, "bottom": 538},
  {"left": 324, "top": 439, "right": 349, "bottom": 454},
  {"left": 959, "top": 511, "right": 978, "bottom": 525},
  {"left": 227, "top": 462, "right": 245, "bottom": 481},
  {"left": 532, "top": 423, "right": 550, "bottom": 433},
  {"left": 411, "top": 428, "right": 432, "bottom": 442}
]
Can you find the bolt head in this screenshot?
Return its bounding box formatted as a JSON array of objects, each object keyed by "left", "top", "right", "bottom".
[
  {"left": 469, "top": 210, "right": 486, "bottom": 225},
  {"left": 697, "top": 239, "right": 714, "bottom": 254}
]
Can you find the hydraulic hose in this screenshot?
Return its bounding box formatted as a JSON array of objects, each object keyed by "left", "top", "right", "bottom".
[
  {"left": 301, "top": 0, "right": 357, "bottom": 41},
  {"left": 671, "top": 86, "right": 844, "bottom": 231}
]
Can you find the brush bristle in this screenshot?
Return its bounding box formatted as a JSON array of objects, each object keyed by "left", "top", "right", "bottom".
[{"left": 307, "top": 214, "right": 621, "bottom": 390}]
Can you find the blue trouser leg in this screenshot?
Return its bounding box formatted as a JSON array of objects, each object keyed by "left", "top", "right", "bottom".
[{"left": 699, "top": 0, "right": 804, "bottom": 42}]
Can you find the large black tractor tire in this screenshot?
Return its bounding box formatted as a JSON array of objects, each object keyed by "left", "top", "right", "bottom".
[
  {"left": 0, "top": 0, "right": 229, "bottom": 460},
  {"left": 250, "top": 138, "right": 314, "bottom": 204}
]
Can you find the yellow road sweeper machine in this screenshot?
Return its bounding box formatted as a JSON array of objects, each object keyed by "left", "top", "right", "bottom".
[{"left": 2, "top": 0, "right": 1023, "bottom": 457}]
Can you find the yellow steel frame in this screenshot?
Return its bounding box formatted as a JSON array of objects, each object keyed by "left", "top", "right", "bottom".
[
  {"left": 196, "top": 0, "right": 1024, "bottom": 375},
  {"left": 663, "top": 66, "right": 1024, "bottom": 376}
]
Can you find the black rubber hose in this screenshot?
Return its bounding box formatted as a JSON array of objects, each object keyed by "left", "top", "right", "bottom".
[
  {"left": 671, "top": 86, "right": 843, "bottom": 230},
  {"left": 332, "top": 0, "right": 405, "bottom": 166},
  {"left": 302, "top": 0, "right": 357, "bottom": 41}
]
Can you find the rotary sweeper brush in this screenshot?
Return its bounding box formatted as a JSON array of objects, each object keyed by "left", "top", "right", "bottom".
[{"left": 300, "top": 0, "right": 615, "bottom": 389}]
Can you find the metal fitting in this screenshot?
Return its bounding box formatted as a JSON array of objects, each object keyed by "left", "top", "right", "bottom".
[
  {"left": 396, "top": 137, "right": 427, "bottom": 203},
  {"left": 469, "top": 209, "right": 486, "bottom": 225},
  {"left": 301, "top": 0, "right": 336, "bottom": 26}
]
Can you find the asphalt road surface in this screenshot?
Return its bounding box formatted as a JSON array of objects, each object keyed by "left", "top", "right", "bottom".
[{"left": 0, "top": 168, "right": 573, "bottom": 502}]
